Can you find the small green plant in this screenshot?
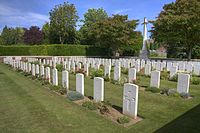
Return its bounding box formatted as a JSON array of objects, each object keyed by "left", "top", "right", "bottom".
[
  {"left": 145, "top": 87, "right": 160, "bottom": 93},
  {"left": 150, "top": 52, "right": 159, "bottom": 57},
  {"left": 42, "top": 80, "right": 50, "bottom": 85},
  {"left": 67, "top": 91, "right": 84, "bottom": 101},
  {"left": 117, "top": 116, "right": 130, "bottom": 124},
  {"left": 50, "top": 85, "right": 61, "bottom": 91},
  {"left": 111, "top": 79, "right": 120, "bottom": 85},
  {"left": 161, "top": 71, "right": 169, "bottom": 80},
  {"left": 104, "top": 74, "right": 110, "bottom": 82},
  {"left": 90, "top": 69, "right": 104, "bottom": 78},
  {"left": 44, "top": 64, "right": 50, "bottom": 68},
  {"left": 191, "top": 78, "right": 200, "bottom": 85},
  {"left": 56, "top": 64, "right": 63, "bottom": 72},
  {"left": 119, "top": 77, "right": 128, "bottom": 86},
  {"left": 82, "top": 101, "right": 98, "bottom": 110},
  {"left": 122, "top": 68, "right": 128, "bottom": 74},
  {"left": 32, "top": 61, "right": 39, "bottom": 65},
  {"left": 169, "top": 74, "right": 178, "bottom": 82},
  {"left": 111, "top": 67, "right": 114, "bottom": 72}
]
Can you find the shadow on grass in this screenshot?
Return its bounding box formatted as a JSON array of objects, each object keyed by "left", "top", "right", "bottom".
[
  {"left": 155, "top": 104, "right": 200, "bottom": 133},
  {"left": 112, "top": 105, "right": 122, "bottom": 113}
]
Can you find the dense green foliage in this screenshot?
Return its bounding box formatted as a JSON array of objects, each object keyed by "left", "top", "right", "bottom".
[
  {"left": 151, "top": 0, "right": 200, "bottom": 60},
  {"left": 0, "top": 45, "right": 109, "bottom": 56},
  {"left": 42, "top": 22, "right": 50, "bottom": 44},
  {"left": 0, "top": 26, "right": 25, "bottom": 45},
  {"left": 49, "top": 2, "right": 79, "bottom": 44},
  {"left": 83, "top": 14, "right": 142, "bottom": 55},
  {"left": 80, "top": 8, "right": 109, "bottom": 45},
  {"left": 82, "top": 101, "right": 98, "bottom": 110}
]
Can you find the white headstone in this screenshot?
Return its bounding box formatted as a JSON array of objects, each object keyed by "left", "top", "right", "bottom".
[
  {"left": 145, "top": 64, "right": 151, "bottom": 76},
  {"left": 186, "top": 64, "right": 193, "bottom": 73},
  {"left": 84, "top": 63, "right": 89, "bottom": 76},
  {"left": 28, "top": 63, "right": 32, "bottom": 73},
  {"left": 194, "top": 65, "right": 200, "bottom": 76},
  {"left": 77, "top": 63, "right": 82, "bottom": 70},
  {"left": 63, "top": 61, "right": 67, "bottom": 70},
  {"left": 31, "top": 64, "right": 35, "bottom": 76},
  {"left": 76, "top": 73, "right": 84, "bottom": 95},
  {"left": 94, "top": 77, "right": 104, "bottom": 102},
  {"left": 40, "top": 65, "right": 45, "bottom": 78},
  {"left": 104, "top": 65, "right": 111, "bottom": 78},
  {"left": 52, "top": 68, "right": 58, "bottom": 86},
  {"left": 36, "top": 64, "right": 39, "bottom": 76},
  {"left": 45, "top": 67, "right": 51, "bottom": 83},
  {"left": 177, "top": 73, "right": 190, "bottom": 94},
  {"left": 128, "top": 68, "right": 136, "bottom": 83},
  {"left": 167, "top": 62, "right": 172, "bottom": 71},
  {"left": 123, "top": 83, "right": 138, "bottom": 119},
  {"left": 150, "top": 70, "right": 160, "bottom": 88},
  {"left": 67, "top": 61, "right": 71, "bottom": 71},
  {"left": 62, "top": 70, "right": 69, "bottom": 90},
  {"left": 114, "top": 63, "right": 121, "bottom": 81},
  {"left": 170, "top": 66, "right": 178, "bottom": 78}
]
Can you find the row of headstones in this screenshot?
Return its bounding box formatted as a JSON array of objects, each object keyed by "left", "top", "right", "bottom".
[
  {"left": 3, "top": 57, "right": 192, "bottom": 95},
  {"left": 3, "top": 58, "right": 139, "bottom": 119},
  {"left": 127, "top": 68, "right": 190, "bottom": 94},
  {"left": 150, "top": 70, "right": 190, "bottom": 94},
  {"left": 5, "top": 56, "right": 200, "bottom": 69},
  {"left": 10, "top": 56, "right": 200, "bottom": 78},
  {"left": 4, "top": 57, "right": 194, "bottom": 82}
]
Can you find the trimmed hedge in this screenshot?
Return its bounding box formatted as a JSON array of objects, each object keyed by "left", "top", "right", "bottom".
[{"left": 0, "top": 44, "right": 109, "bottom": 56}]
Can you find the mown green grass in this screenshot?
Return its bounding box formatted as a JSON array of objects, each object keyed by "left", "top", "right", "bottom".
[{"left": 0, "top": 63, "right": 200, "bottom": 133}]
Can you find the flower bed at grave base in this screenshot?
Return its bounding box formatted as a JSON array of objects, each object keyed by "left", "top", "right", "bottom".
[{"left": 0, "top": 45, "right": 109, "bottom": 56}]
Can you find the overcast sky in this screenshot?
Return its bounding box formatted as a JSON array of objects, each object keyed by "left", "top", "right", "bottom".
[{"left": 0, "top": 0, "right": 175, "bottom": 35}]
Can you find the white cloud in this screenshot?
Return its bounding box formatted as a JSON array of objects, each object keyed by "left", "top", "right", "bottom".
[
  {"left": 0, "top": 4, "right": 49, "bottom": 29},
  {"left": 113, "top": 8, "right": 132, "bottom": 14}
]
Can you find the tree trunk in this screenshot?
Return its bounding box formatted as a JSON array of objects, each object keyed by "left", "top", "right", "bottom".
[
  {"left": 59, "top": 36, "right": 64, "bottom": 44},
  {"left": 188, "top": 46, "right": 192, "bottom": 61}
]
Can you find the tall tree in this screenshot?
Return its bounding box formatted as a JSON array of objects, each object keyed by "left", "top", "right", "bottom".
[
  {"left": 151, "top": 0, "right": 200, "bottom": 60},
  {"left": 0, "top": 35, "right": 3, "bottom": 45},
  {"left": 49, "top": 2, "right": 79, "bottom": 44},
  {"left": 1, "top": 26, "right": 14, "bottom": 45},
  {"left": 13, "top": 27, "right": 25, "bottom": 44},
  {"left": 0, "top": 26, "right": 25, "bottom": 45},
  {"left": 42, "top": 22, "right": 50, "bottom": 44},
  {"left": 80, "top": 8, "right": 108, "bottom": 45},
  {"left": 90, "top": 15, "right": 142, "bottom": 55},
  {"left": 23, "top": 26, "right": 43, "bottom": 45}
]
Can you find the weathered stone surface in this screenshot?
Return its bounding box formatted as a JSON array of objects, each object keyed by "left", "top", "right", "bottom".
[
  {"left": 123, "top": 83, "right": 138, "bottom": 119},
  {"left": 94, "top": 77, "right": 104, "bottom": 102}
]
